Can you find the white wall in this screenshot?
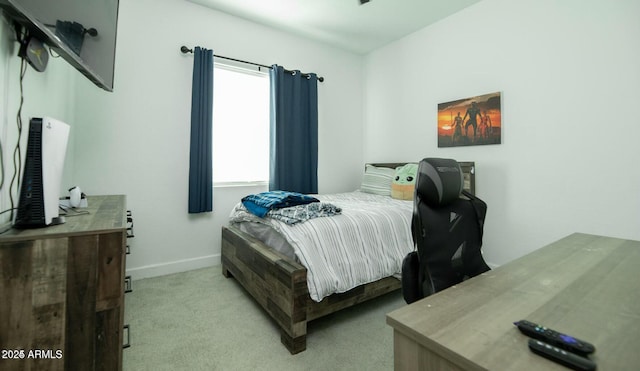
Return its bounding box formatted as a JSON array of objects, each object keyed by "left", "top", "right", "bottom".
[
  {"left": 70, "top": 0, "right": 365, "bottom": 278},
  {"left": 0, "top": 14, "right": 78, "bottom": 227},
  {"left": 5, "top": 0, "right": 638, "bottom": 278},
  {"left": 364, "top": 0, "right": 640, "bottom": 266}
]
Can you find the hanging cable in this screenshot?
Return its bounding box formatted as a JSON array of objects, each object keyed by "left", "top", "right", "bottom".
[
  {"left": 0, "top": 127, "right": 4, "bottom": 190},
  {"left": 8, "top": 56, "right": 28, "bottom": 220}
]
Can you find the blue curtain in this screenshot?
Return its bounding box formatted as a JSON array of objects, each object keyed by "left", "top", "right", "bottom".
[
  {"left": 188, "top": 47, "right": 213, "bottom": 213},
  {"left": 269, "top": 65, "right": 318, "bottom": 194}
]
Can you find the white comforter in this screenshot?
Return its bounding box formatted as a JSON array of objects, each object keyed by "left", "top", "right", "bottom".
[{"left": 229, "top": 191, "right": 414, "bottom": 302}]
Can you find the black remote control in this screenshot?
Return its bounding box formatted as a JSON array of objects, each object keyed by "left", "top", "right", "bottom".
[
  {"left": 514, "top": 320, "right": 595, "bottom": 356},
  {"left": 528, "top": 339, "right": 597, "bottom": 371}
]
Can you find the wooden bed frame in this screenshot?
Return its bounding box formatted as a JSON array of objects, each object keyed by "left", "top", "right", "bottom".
[{"left": 220, "top": 162, "right": 475, "bottom": 354}]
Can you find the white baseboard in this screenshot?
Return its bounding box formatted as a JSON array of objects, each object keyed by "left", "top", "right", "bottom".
[
  {"left": 126, "top": 254, "right": 498, "bottom": 281},
  {"left": 126, "top": 254, "right": 220, "bottom": 280}
]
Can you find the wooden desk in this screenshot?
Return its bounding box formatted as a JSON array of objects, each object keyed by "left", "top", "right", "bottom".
[{"left": 386, "top": 233, "right": 640, "bottom": 370}]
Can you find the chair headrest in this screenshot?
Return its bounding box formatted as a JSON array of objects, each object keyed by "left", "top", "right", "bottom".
[{"left": 415, "top": 158, "right": 464, "bottom": 207}]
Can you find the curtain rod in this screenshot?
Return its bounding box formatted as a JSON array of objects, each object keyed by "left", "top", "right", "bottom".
[{"left": 180, "top": 46, "right": 324, "bottom": 82}]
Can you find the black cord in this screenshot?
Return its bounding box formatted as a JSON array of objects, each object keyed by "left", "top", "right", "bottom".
[
  {"left": 8, "top": 57, "right": 27, "bottom": 221},
  {"left": 0, "top": 208, "right": 17, "bottom": 234},
  {"left": 0, "top": 207, "right": 18, "bottom": 217},
  {"left": 58, "top": 205, "right": 90, "bottom": 217},
  {"left": 0, "top": 135, "right": 4, "bottom": 190},
  {"left": 0, "top": 223, "right": 13, "bottom": 234}
]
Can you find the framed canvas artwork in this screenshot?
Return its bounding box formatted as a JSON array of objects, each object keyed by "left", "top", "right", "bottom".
[{"left": 437, "top": 91, "right": 502, "bottom": 147}]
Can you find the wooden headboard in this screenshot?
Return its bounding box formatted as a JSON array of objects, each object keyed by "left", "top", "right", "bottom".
[{"left": 367, "top": 161, "right": 476, "bottom": 195}]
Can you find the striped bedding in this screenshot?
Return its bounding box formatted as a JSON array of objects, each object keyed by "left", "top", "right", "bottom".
[{"left": 229, "top": 191, "right": 414, "bottom": 302}]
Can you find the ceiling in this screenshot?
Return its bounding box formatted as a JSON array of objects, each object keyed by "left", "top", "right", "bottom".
[{"left": 187, "top": 0, "right": 482, "bottom": 54}]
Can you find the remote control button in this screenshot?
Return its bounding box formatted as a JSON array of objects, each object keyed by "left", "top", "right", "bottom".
[{"left": 560, "top": 334, "right": 578, "bottom": 344}]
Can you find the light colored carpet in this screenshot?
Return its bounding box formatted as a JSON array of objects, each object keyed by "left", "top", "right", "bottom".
[{"left": 123, "top": 266, "right": 406, "bottom": 370}]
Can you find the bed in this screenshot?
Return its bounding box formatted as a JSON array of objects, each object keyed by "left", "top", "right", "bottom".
[{"left": 221, "top": 162, "right": 475, "bottom": 354}]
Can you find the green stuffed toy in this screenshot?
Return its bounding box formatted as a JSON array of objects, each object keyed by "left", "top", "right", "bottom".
[{"left": 391, "top": 163, "right": 418, "bottom": 200}]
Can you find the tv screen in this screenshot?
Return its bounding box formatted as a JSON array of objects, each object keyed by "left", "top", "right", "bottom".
[{"left": 0, "top": 0, "right": 119, "bottom": 91}]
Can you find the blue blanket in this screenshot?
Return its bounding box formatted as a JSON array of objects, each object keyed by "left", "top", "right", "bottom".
[{"left": 241, "top": 191, "right": 319, "bottom": 217}]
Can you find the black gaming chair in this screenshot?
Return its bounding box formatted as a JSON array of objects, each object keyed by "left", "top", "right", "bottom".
[{"left": 402, "top": 158, "right": 491, "bottom": 304}]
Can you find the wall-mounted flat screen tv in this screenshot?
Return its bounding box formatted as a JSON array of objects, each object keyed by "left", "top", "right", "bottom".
[{"left": 0, "top": 0, "right": 119, "bottom": 92}]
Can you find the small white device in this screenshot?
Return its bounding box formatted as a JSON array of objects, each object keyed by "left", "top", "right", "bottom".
[{"left": 69, "top": 186, "right": 82, "bottom": 208}]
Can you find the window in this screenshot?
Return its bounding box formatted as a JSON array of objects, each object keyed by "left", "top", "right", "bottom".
[{"left": 212, "top": 63, "right": 270, "bottom": 185}]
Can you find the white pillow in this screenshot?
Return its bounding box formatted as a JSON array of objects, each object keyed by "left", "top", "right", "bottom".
[{"left": 360, "top": 165, "right": 395, "bottom": 196}]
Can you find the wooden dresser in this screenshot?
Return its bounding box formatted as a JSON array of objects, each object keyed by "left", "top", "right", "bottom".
[{"left": 0, "top": 195, "right": 127, "bottom": 371}]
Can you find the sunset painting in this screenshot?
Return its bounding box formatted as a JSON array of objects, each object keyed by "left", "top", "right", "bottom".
[{"left": 437, "top": 92, "right": 502, "bottom": 147}]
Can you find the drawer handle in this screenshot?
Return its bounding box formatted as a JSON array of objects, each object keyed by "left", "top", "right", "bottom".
[
  {"left": 124, "top": 275, "right": 133, "bottom": 293},
  {"left": 123, "top": 324, "right": 131, "bottom": 349}
]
